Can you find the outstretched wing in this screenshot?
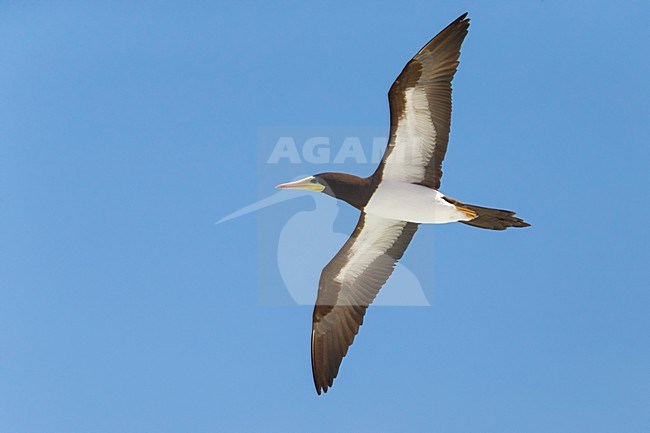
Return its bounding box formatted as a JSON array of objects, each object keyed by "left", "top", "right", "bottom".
[
  {"left": 375, "top": 13, "right": 470, "bottom": 190},
  {"left": 311, "top": 213, "right": 419, "bottom": 394}
]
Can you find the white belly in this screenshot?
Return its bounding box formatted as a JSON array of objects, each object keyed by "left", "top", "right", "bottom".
[{"left": 364, "top": 181, "right": 471, "bottom": 224}]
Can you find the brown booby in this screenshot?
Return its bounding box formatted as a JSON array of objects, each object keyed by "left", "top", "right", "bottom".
[{"left": 276, "top": 13, "right": 530, "bottom": 394}]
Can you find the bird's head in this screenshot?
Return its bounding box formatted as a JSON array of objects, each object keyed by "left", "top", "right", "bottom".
[{"left": 276, "top": 173, "right": 370, "bottom": 209}]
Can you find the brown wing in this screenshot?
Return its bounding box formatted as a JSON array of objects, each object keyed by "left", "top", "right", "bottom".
[
  {"left": 375, "top": 13, "right": 470, "bottom": 190},
  {"left": 311, "top": 213, "right": 419, "bottom": 394}
]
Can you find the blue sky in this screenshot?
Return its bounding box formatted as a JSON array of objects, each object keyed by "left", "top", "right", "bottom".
[{"left": 1, "top": 1, "right": 649, "bottom": 432}]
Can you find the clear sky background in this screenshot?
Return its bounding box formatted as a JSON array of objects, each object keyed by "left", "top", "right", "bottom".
[{"left": 1, "top": 1, "right": 649, "bottom": 432}]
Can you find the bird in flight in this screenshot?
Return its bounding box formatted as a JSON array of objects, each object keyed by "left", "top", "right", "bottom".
[{"left": 276, "top": 13, "right": 530, "bottom": 394}]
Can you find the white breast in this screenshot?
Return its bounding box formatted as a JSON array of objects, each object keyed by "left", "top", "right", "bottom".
[{"left": 364, "top": 181, "right": 470, "bottom": 224}]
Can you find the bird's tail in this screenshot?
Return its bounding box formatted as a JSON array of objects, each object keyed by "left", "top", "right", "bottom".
[{"left": 446, "top": 198, "right": 531, "bottom": 231}]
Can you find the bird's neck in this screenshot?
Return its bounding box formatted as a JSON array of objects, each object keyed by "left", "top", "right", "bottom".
[{"left": 322, "top": 174, "right": 374, "bottom": 210}]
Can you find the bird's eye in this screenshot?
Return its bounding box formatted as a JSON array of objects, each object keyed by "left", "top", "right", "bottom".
[{"left": 311, "top": 178, "right": 318, "bottom": 184}]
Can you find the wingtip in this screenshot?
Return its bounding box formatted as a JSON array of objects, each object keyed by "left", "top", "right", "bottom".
[
  {"left": 437, "top": 12, "right": 469, "bottom": 37},
  {"left": 313, "top": 373, "right": 332, "bottom": 395}
]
